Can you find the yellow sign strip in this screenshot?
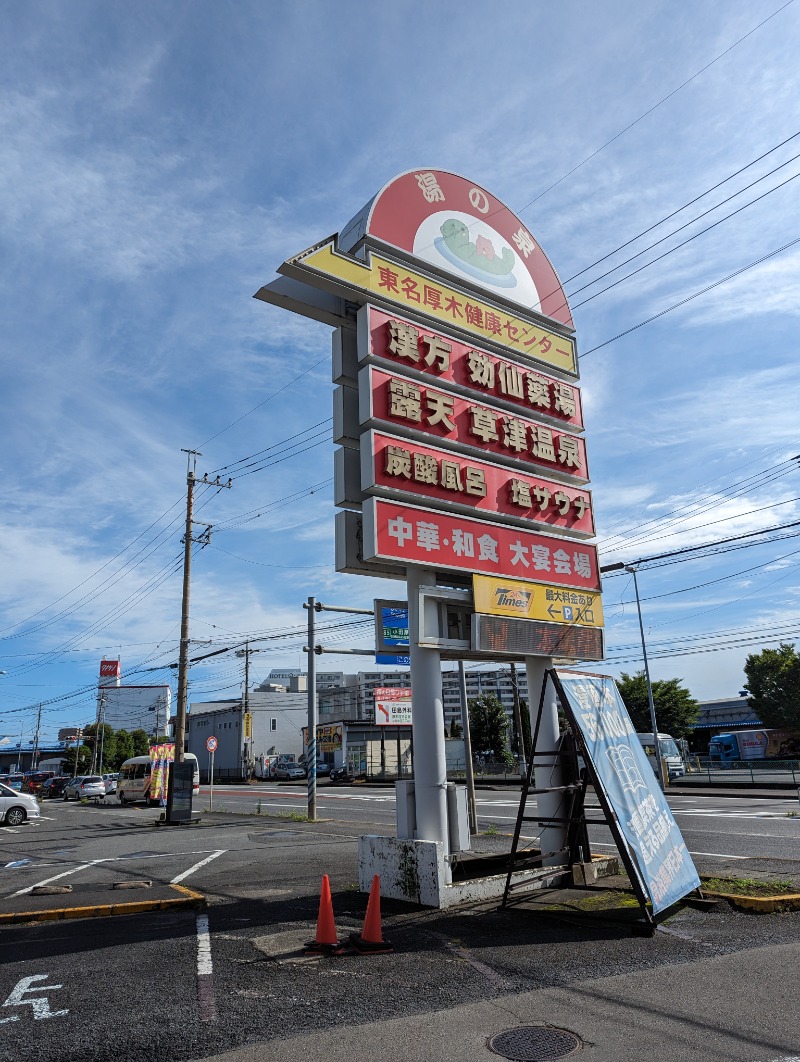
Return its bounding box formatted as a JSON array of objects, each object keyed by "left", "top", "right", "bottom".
[
  {"left": 293, "top": 241, "right": 577, "bottom": 376},
  {"left": 473, "top": 573, "right": 604, "bottom": 628}
]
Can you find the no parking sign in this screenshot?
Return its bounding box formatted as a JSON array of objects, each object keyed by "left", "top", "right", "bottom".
[{"left": 206, "top": 736, "right": 218, "bottom": 753}]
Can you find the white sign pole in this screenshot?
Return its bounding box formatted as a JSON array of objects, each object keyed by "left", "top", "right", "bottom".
[
  {"left": 525, "top": 656, "right": 566, "bottom": 867},
  {"left": 407, "top": 567, "right": 450, "bottom": 878}
]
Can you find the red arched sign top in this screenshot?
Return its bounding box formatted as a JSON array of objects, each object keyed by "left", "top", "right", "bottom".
[{"left": 349, "top": 169, "right": 573, "bottom": 329}]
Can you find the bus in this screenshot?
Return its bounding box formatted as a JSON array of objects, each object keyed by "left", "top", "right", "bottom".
[
  {"left": 636, "top": 733, "right": 685, "bottom": 780},
  {"left": 117, "top": 753, "right": 199, "bottom": 805}
]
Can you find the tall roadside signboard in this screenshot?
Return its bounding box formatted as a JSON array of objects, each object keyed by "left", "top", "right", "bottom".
[{"left": 255, "top": 169, "right": 605, "bottom": 900}]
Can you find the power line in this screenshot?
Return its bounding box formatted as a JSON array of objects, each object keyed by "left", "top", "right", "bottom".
[
  {"left": 560, "top": 129, "right": 800, "bottom": 290},
  {"left": 517, "top": 0, "right": 797, "bottom": 210},
  {"left": 580, "top": 234, "right": 800, "bottom": 358},
  {"left": 568, "top": 161, "right": 800, "bottom": 311}
]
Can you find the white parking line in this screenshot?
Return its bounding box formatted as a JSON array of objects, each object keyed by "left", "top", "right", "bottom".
[
  {"left": 11, "top": 859, "right": 110, "bottom": 897},
  {"left": 171, "top": 850, "right": 226, "bottom": 884},
  {"left": 195, "top": 912, "right": 217, "bottom": 1022}
]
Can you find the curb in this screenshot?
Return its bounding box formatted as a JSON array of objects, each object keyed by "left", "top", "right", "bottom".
[
  {"left": 701, "top": 890, "right": 800, "bottom": 913},
  {"left": 0, "top": 884, "right": 206, "bottom": 926}
]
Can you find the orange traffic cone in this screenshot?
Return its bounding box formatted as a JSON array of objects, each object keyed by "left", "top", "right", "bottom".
[
  {"left": 350, "top": 874, "right": 393, "bottom": 954},
  {"left": 304, "top": 874, "right": 343, "bottom": 954}
]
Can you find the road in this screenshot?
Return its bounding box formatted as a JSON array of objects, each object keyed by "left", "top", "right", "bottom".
[
  {"left": 196, "top": 781, "right": 800, "bottom": 862},
  {"left": 0, "top": 791, "right": 797, "bottom": 1062}
]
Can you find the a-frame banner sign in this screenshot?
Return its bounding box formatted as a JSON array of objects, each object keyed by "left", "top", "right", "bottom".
[{"left": 551, "top": 669, "right": 700, "bottom": 917}]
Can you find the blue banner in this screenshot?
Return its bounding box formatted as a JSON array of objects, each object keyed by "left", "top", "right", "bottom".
[{"left": 556, "top": 671, "right": 700, "bottom": 916}]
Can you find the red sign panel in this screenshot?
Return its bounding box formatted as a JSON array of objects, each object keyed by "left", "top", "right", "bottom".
[
  {"left": 360, "top": 305, "right": 583, "bottom": 431},
  {"left": 99, "top": 660, "right": 121, "bottom": 677},
  {"left": 364, "top": 365, "right": 589, "bottom": 483},
  {"left": 363, "top": 169, "right": 574, "bottom": 328},
  {"left": 363, "top": 498, "right": 601, "bottom": 591},
  {"left": 365, "top": 430, "right": 595, "bottom": 537}
]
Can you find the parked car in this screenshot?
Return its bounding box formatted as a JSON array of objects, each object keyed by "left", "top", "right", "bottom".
[
  {"left": 63, "top": 776, "right": 106, "bottom": 801},
  {"left": 40, "top": 776, "right": 70, "bottom": 799},
  {"left": 314, "top": 761, "right": 332, "bottom": 777},
  {"left": 329, "top": 765, "right": 352, "bottom": 784},
  {"left": 0, "top": 781, "right": 40, "bottom": 826},
  {"left": 0, "top": 774, "right": 24, "bottom": 791},
  {"left": 22, "top": 771, "right": 55, "bottom": 794},
  {"left": 102, "top": 773, "right": 119, "bottom": 794},
  {"left": 274, "top": 762, "right": 306, "bottom": 781}
]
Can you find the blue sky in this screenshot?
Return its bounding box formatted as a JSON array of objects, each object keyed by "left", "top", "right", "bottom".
[{"left": 2, "top": 1, "right": 800, "bottom": 746}]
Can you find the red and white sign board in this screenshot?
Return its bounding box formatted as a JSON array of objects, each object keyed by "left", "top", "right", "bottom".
[
  {"left": 359, "top": 305, "right": 583, "bottom": 431},
  {"left": 354, "top": 169, "right": 574, "bottom": 328},
  {"left": 361, "top": 365, "right": 589, "bottom": 483},
  {"left": 206, "top": 736, "right": 218, "bottom": 753},
  {"left": 363, "top": 430, "right": 594, "bottom": 537},
  {"left": 99, "top": 659, "right": 121, "bottom": 678},
  {"left": 373, "top": 687, "right": 412, "bottom": 726},
  {"left": 362, "top": 497, "right": 601, "bottom": 591}
]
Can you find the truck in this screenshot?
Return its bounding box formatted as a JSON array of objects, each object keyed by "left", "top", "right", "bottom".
[
  {"left": 709, "top": 729, "right": 800, "bottom": 764},
  {"left": 636, "top": 733, "right": 685, "bottom": 780}
]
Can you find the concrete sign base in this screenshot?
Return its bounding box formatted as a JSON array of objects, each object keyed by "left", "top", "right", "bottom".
[{"left": 358, "top": 835, "right": 573, "bottom": 910}]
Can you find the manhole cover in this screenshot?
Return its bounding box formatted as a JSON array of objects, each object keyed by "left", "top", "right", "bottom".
[{"left": 488, "top": 1025, "right": 582, "bottom": 1061}]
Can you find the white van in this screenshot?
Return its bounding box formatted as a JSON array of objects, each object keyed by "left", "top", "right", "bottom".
[
  {"left": 117, "top": 753, "right": 199, "bottom": 805},
  {"left": 636, "top": 733, "right": 685, "bottom": 780}
]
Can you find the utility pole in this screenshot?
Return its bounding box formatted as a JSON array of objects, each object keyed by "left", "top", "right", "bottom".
[
  {"left": 235, "top": 642, "right": 262, "bottom": 781},
  {"left": 173, "top": 450, "right": 232, "bottom": 766},
  {"left": 32, "top": 704, "right": 42, "bottom": 770}
]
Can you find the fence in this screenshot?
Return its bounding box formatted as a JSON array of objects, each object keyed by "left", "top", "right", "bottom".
[{"left": 688, "top": 757, "right": 800, "bottom": 785}]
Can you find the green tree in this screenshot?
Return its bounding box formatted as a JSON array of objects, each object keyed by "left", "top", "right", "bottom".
[
  {"left": 448, "top": 720, "right": 463, "bottom": 739},
  {"left": 83, "top": 722, "right": 116, "bottom": 772},
  {"left": 113, "top": 729, "right": 134, "bottom": 767},
  {"left": 61, "top": 744, "right": 92, "bottom": 775},
  {"left": 616, "top": 671, "right": 699, "bottom": 738},
  {"left": 743, "top": 642, "right": 800, "bottom": 730},
  {"left": 130, "top": 729, "right": 151, "bottom": 757},
  {"left": 468, "top": 694, "right": 512, "bottom": 765}
]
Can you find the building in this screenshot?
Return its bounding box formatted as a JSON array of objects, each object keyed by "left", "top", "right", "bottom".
[
  {"left": 688, "top": 695, "right": 761, "bottom": 752},
  {"left": 317, "top": 666, "right": 529, "bottom": 735},
  {"left": 185, "top": 689, "right": 308, "bottom": 782},
  {"left": 96, "top": 658, "right": 171, "bottom": 733}
]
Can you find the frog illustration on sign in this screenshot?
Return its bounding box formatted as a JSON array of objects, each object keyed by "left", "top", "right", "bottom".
[{"left": 435, "top": 217, "right": 517, "bottom": 287}]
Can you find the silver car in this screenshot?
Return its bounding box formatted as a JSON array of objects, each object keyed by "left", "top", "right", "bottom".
[
  {"left": 0, "top": 781, "right": 40, "bottom": 826},
  {"left": 274, "top": 762, "right": 306, "bottom": 781},
  {"left": 63, "top": 775, "right": 106, "bottom": 801}
]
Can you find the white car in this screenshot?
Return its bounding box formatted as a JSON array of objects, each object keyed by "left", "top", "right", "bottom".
[
  {"left": 102, "top": 773, "right": 119, "bottom": 794},
  {"left": 63, "top": 776, "right": 106, "bottom": 801},
  {"left": 0, "top": 781, "right": 40, "bottom": 827}
]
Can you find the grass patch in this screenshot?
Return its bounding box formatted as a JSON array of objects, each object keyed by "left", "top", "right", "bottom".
[
  {"left": 702, "top": 876, "right": 795, "bottom": 897},
  {"left": 484, "top": 823, "right": 498, "bottom": 836}
]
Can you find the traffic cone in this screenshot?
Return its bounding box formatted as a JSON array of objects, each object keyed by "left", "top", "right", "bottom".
[
  {"left": 304, "top": 874, "right": 343, "bottom": 954},
  {"left": 350, "top": 874, "right": 393, "bottom": 954}
]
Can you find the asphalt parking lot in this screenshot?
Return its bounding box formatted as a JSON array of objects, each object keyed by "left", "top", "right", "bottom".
[{"left": 1, "top": 799, "right": 799, "bottom": 1062}]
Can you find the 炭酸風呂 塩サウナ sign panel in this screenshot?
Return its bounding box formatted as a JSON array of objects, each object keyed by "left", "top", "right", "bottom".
[{"left": 362, "top": 429, "right": 595, "bottom": 537}]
